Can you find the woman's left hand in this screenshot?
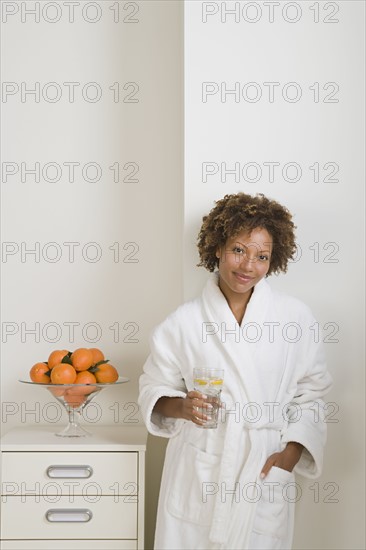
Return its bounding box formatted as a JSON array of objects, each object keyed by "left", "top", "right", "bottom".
[{"left": 260, "top": 442, "right": 304, "bottom": 478}]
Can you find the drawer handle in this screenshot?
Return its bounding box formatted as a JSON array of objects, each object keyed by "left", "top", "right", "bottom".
[
  {"left": 45, "top": 509, "right": 93, "bottom": 523},
  {"left": 46, "top": 465, "right": 93, "bottom": 478}
]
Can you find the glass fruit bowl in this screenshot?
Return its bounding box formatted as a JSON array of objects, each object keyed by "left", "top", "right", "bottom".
[{"left": 19, "top": 377, "right": 129, "bottom": 437}]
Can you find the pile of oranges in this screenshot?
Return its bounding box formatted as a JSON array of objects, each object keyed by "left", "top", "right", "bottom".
[
  {"left": 29, "top": 348, "right": 120, "bottom": 409},
  {"left": 29, "top": 348, "right": 119, "bottom": 385}
]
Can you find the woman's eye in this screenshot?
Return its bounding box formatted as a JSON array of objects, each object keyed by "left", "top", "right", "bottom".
[
  {"left": 258, "top": 255, "right": 269, "bottom": 261},
  {"left": 233, "top": 247, "right": 244, "bottom": 254}
]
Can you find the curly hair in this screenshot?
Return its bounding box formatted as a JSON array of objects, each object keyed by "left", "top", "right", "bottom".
[{"left": 197, "top": 193, "right": 297, "bottom": 276}]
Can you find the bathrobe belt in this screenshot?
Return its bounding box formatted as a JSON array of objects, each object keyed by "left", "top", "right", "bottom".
[{"left": 209, "top": 416, "right": 286, "bottom": 546}]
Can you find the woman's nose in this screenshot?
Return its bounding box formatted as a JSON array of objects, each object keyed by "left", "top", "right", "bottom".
[{"left": 239, "top": 253, "right": 255, "bottom": 267}]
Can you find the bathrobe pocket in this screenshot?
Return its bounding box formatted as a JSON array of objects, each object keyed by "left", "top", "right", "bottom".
[
  {"left": 252, "top": 465, "right": 295, "bottom": 540},
  {"left": 167, "top": 442, "right": 221, "bottom": 526}
]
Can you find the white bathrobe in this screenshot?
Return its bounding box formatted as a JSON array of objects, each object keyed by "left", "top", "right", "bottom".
[{"left": 139, "top": 273, "right": 332, "bottom": 550}]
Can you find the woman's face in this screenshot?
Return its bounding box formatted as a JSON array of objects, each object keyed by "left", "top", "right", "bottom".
[{"left": 216, "top": 227, "right": 273, "bottom": 300}]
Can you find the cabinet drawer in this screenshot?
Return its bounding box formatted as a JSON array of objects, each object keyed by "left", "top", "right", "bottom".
[
  {"left": 1, "top": 452, "right": 137, "bottom": 495},
  {"left": 1, "top": 496, "right": 137, "bottom": 539},
  {"left": 0, "top": 541, "right": 137, "bottom": 550}
]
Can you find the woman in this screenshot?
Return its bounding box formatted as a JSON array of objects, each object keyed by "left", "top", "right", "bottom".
[{"left": 139, "top": 193, "right": 332, "bottom": 550}]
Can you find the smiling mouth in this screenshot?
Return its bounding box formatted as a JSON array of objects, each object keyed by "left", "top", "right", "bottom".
[{"left": 234, "top": 272, "right": 254, "bottom": 282}]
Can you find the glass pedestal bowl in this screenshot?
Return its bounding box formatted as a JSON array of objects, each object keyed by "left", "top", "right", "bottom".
[{"left": 19, "top": 378, "right": 129, "bottom": 437}]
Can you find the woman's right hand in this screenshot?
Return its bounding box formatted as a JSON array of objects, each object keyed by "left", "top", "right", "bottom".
[
  {"left": 154, "top": 392, "right": 213, "bottom": 425},
  {"left": 179, "top": 390, "right": 213, "bottom": 426}
]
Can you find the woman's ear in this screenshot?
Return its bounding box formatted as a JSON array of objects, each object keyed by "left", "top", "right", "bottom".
[{"left": 215, "top": 247, "right": 221, "bottom": 259}]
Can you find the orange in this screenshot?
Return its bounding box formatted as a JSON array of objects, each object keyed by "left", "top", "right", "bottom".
[
  {"left": 47, "top": 349, "right": 69, "bottom": 369},
  {"left": 89, "top": 348, "right": 105, "bottom": 364},
  {"left": 50, "top": 363, "right": 77, "bottom": 384},
  {"left": 75, "top": 371, "right": 97, "bottom": 385},
  {"left": 48, "top": 386, "right": 66, "bottom": 398},
  {"left": 94, "top": 363, "right": 119, "bottom": 383},
  {"left": 64, "top": 372, "right": 98, "bottom": 408},
  {"left": 63, "top": 392, "right": 85, "bottom": 408},
  {"left": 30, "top": 363, "right": 51, "bottom": 383},
  {"left": 71, "top": 348, "right": 94, "bottom": 371}
]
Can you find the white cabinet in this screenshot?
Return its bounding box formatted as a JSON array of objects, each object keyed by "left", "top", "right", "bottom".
[{"left": 0, "top": 426, "right": 147, "bottom": 550}]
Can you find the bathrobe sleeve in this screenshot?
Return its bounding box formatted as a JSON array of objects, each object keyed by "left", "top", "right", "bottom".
[
  {"left": 138, "top": 311, "right": 188, "bottom": 438},
  {"left": 280, "top": 306, "right": 333, "bottom": 478}
]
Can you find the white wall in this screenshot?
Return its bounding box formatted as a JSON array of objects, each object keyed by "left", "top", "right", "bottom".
[
  {"left": 184, "top": 1, "right": 365, "bottom": 549},
  {"left": 1, "top": 2, "right": 183, "bottom": 547}
]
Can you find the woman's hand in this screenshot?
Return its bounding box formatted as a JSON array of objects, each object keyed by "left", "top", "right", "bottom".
[
  {"left": 260, "top": 442, "right": 304, "bottom": 478},
  {"left": 180, "top": 390, "right": 214, "bottom": 426},
  {"left": 154, "top": 392, "right": 213, "bottom": 425}
]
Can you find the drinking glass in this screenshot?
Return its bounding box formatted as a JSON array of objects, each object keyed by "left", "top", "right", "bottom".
[{"left": 193, "top": 367, "right": 224, "bottom": 429}]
